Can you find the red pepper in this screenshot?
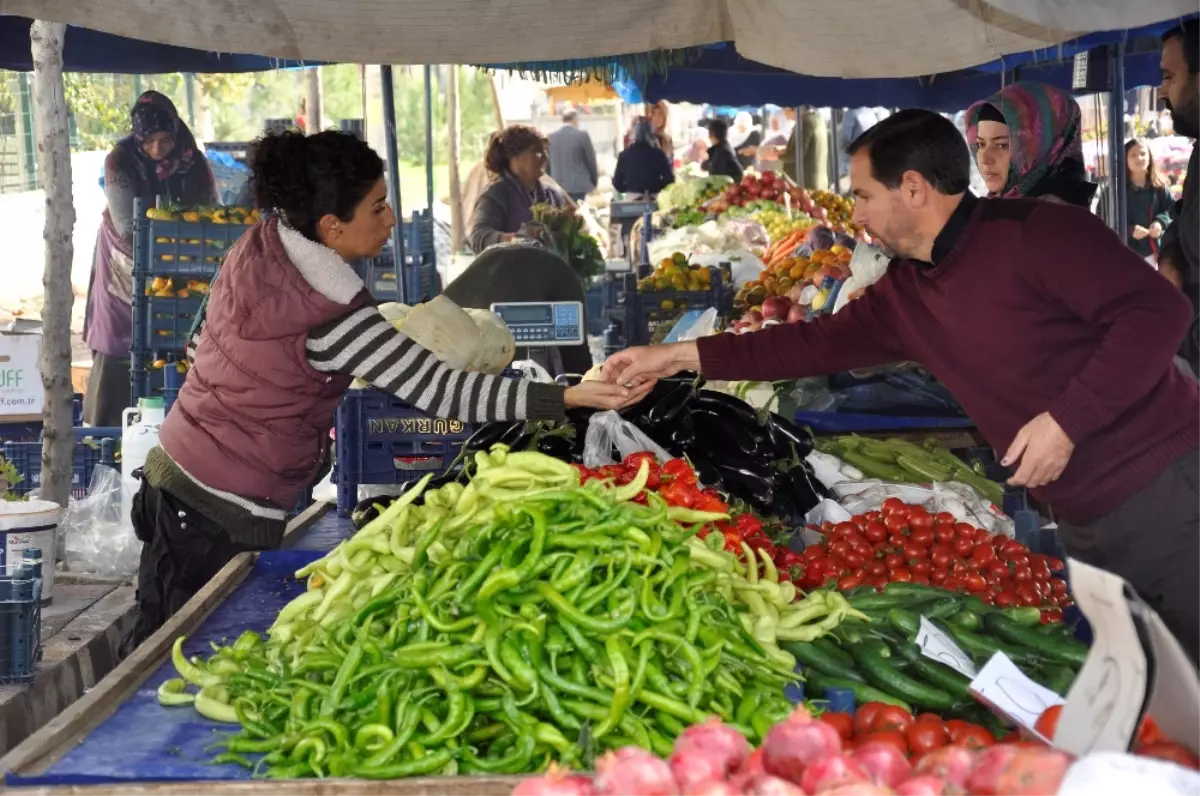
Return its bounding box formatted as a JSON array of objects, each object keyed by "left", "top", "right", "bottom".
[
  {"left": 660, "top": 482, "right": 697, "bottom": 509},
  {"left": 661, "top": 458, "right": 697, "bottom": 484},
  {"left": 721, "top": 529, "right": 742, "bottom": 554}
]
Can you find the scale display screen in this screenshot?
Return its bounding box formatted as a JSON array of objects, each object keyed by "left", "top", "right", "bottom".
[{"left": 489, "top": 301, "right": 585, "bottom": 346}]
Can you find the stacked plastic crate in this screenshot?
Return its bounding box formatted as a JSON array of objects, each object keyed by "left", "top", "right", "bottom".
[
  {"left": 616, "top": 267, "right": 732, "bottom": 348},
  {"left": 353, "top": 210, "right": 441, "bottom": 303},
  {"left": 130, "top": 199, "right": 250, "bottom": 403}
]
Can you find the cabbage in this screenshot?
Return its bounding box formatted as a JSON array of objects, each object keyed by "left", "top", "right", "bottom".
[{"left": 656, "top": 175, "right": 734, "bottom": 212}]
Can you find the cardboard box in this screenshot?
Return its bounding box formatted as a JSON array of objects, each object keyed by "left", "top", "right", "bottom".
[{"left": 0, "top": 332, "right": 42, "bottom": 422}]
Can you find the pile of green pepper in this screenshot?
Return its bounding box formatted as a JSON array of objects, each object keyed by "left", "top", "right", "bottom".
[{"left": 161, "top": 450, "right": 800, "bottom": 779}]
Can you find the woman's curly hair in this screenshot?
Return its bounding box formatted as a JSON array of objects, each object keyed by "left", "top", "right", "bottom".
[{"left": 484, "top": 125, "right": 548, "bottom": 177}]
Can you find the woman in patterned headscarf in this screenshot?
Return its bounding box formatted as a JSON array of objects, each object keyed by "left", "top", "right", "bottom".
[
  {"left": 964, "top": 82, "right": 1097, "bottom": 207},
  {"left": 83, "top": 90, "right": 217, "bottom": 426}
]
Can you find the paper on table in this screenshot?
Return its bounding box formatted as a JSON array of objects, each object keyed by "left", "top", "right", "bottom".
[
  {"left": 969, "top": 652, "right": 1064, "bottom": 736},
  {"left": 916, "top": 616, "right": 978, "bottom": 678},
  {"left": 1057, "top": 751, "right": 1200, "bottom": 796}
]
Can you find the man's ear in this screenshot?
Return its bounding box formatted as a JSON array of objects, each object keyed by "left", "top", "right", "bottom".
[{"left": 901, "top": 170, "right": 927, "bottom": 206}]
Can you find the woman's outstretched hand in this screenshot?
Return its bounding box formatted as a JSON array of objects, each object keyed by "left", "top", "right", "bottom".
[{"left": 563, "top": 380, "right": 655, "bottom": 411}]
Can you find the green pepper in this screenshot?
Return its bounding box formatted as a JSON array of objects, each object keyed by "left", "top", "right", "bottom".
[
  {"left": 350, "top": 748, "right": 456, "bottom": 779},
  {"left": 592, "top": 637, "right": 630, "bottom": 739},
  {"left": 536, "top": 582, "right": 635, "bottom": 633},
  {"left": 157, "top": 678, "right": 195, "bottom": 707}
]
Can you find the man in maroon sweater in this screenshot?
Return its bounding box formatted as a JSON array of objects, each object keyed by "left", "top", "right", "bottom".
[{"left": 605, "top": 110, "right": 1200, "bottom": 663}]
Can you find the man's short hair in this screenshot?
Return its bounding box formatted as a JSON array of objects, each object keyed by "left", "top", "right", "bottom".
[
  {"left": 562, "top": 110, "right": 579, "bottom": 124},
  {"left": 1163, "top": 19, "right": 1200, "bottom": 75},
  {"left": 847, "top": 108, "right": 971, "bottom": 195}
]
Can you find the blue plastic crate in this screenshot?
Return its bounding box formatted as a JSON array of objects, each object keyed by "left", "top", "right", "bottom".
[
  {"left": 133, "top": 199, "right": 249, "bottom": 280},
  {"left": 2, "top": 438, "right": 118, "bottom": 500},
  {"left": 353, "top": 212, "right": 439, "bottom": 302},
  {"left": 134, "top": 294, "right": 204, "bottom": 353},
  {"left": 0, "top": 571, "right": 41, "bottom": 685},
  {"left": 621, "top": 269, "right": 731, "bottom": 346},
  {"left": 332, "top": 390, "right": 474, "bottom": 515}
]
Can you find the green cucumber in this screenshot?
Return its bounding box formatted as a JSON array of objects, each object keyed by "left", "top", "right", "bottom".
[
  {"left": 812, "top": 637, "right": 856, "bottom": 669},
  {"left": 1001, "top": 606, "right": 1043, "bottom": 627},
  {"left": 908, "top": 658, "right": 973, "bottom": 701},
  {"left": 850, "top": 640, "right": 956, "bottom": 710},
  {"left": 947, "top": 610, "right": 982, "bottom": 631},
  {"left": 803, "top": 671, "right": 912, "bottom": 711},
  {"left": 880, "top": 582, "right": 958, "bottom": 600},
  {"left": 838, "top": 450, "right": 912, "bottom": 482},
  {"left": 1041, "top": 664, "right": 1078, "bottom": 696},
  {"left": 886, "top": 609, "right": 921, "bottom": 640},
  {"left": 923, "top": 597, "right": 965, "bottom": 620},
  {"left": 983, "top": 614, "right": 1088, "bottom": 667},
  {"left": 848, "top": 592, "right": 935, "bottom": 612},
  {"left": 783, "top": 641, "right": 865, "bottom": 683},
  {"left": 935, "top": 619, "right": 1041, "bottom": 666}
]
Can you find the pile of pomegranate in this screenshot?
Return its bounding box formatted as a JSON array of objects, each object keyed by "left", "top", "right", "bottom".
[{"left": 513, "top": 709, "right": 1077, "bottom": 795}]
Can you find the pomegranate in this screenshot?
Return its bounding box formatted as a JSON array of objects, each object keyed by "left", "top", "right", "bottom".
[
  {"left": 895, "top": 774, "right": 962, "bottom": 795},
  {"left": 592, "top": 747, "right": 678, "bottom": 796},
  {"left": 852, "top": 741, "right": 913, "bottom": 787},
  {"left": 801, "top": 754, "right": 870, "bottom": 794},
  {"left": 760, "top": 295, "right": 792, "bottom": 321},
  {"left": 818, "top": 781, "right": 896, "bottom": 795},
  {"left": 512, "top": 764, "right": 595, "bottom": 796},
  {"left": 762, "top": 707, "right": 842, "bottom": 785},
  {"left": 670, "top": 719, "right": 751, "bottom": 786},
  {"left": 683, "top": 782, "right": 740, "bottom": 796},
  {"left": 993, "top": 748, "right": 1072, "bottom": 795},
  {"left": 965, "top": 745, "right": 1020, "bottom": 795},
  {"left": 749, "top": 774, "right": 807, "bottom": 796},
  {"left": 914, "top": 747, "right": 975, "bottom": 788}
]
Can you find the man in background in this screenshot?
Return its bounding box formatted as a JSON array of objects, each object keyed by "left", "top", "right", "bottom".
[
  {"left": 1157, "top": 19, "right": 1199, "bottom": 377},
  {"left": 547, "top": 110, "right": 598, "bottom": 203}
]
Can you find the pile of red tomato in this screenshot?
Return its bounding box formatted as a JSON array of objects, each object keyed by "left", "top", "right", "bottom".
[
  {"left": 821, "top": 703, "right": 1000, "bottom": 762},
  {"left": 802, "top": 499, "right": 1072, "bottom": 621}
]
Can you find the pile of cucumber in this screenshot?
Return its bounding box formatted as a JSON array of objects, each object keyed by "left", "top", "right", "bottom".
[{"left": 784, "top": 583, "right": 1086, "bottom": 726}]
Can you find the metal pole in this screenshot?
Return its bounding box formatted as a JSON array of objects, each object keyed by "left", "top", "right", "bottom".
[
  {"left": 830, "top": 108, "right": 844, "bottom": 190},
  {"left": 793, "top": 106, "right": 804, "bottom": 187},
  {"left": 381, "top": 65, "right": 407, "bottom": 303},
  {"left": 184, "top": 73, "right": 197, "bottom": 130},
  {"left": 424, "top": 65, "right": 435, "bottom": 211},
  {"left": 1108, "top": 42, "right": 1127, "bottom": 235}
]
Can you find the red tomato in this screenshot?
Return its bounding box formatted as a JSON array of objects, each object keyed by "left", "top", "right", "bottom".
[
  {"left": 820, "top": 711, "right": 856, "bottom": 742},
  {"left": 930, "top": 570, "right": 949, "bottom": 585},
  {"left": 906, "top": 720, "right": 949, "bottom": 755},
  {"left": 910, "top": 527, "right": 935, "bottom": 547},
  {"left": 913, "top": 561, "right": 932, "bottom": 576},
  {"left": 933, "top": 526, "right": 956, "bottom": 545},
  {"left": 889, "top": 534, "right": 908, "bottom": 547},
  {"left": 935, "top": 512, "right": 956, "bottom": 524},
  {"left": 953, "top": 538, "right": 975, "bottom": 557},
  {"left": 1040, "top": 609, "right": 1063, "bottom": 624},
  {"left": 884, "top": 513, "right": 910, "bottom": 533},
  {"left": 1034, "top": 705, "right": 1061, "bottom": 739},
  {"left": 804, "top": 545, "right": 828, "bottom": 560},
  {"left": 970, "top": 544, "right": 996, "bottom": 567},
  {"left": 954, "top": 725, "right": 997, "bottom": 750},
  {"left": 943, "top": 719, "right": 971, "bottom": 740},
  {"left": 973, "top": 528, "right": 993, "bottom": 544},
  {"left": 903, "top": 543, "right": 929, "bottom": 562},
  {"left": 660, "top": 457, "right": 695, "bottom": 483},
  {"left": 1138, "top": 742, "right": 1200, "bottom": 770},
  {"left": 872, "top": 705, "right": 916, "bottom": 734},
  {"left": 891, "top": 567, "right": 914, "bottom": 583},
  {"left": 914, "top": 713, "right": 944, "bottom": 727},
  {"left": 908, "top": 509, "right": 934, "bottom": 528},
  {"left": 954, "top": 523, "right": 977, "bottom": 540},
  {"left": 931, "top": 549, "right": 953, "bottom": 569},
  {"left": 866, "top": 511, "right": 883, "bottom": 522},
  {"left": 1045, "top": 556, "right": 1065, "bottom": 572},
  {"left": 1007, "top": 552, "right": 1031, "bottom": 568},
  {"left": 995, "top": 591, "right": 1019, "bottom": 607},
  {"left": 834, "top": 521, "right": 860, "bottom": 538},
  {"left": 1051, "top": 579, "right": 1068, "bottom": 595},
  {"left": 1016, "top": 583, "right": 1042, "bottom": 606},
  {"left": 986, "top": 561, "right": 1010, "bottom": 579},
  {"left": 855, "top": 703, "right": 888, "bottom": 738},
  {"left": 831, "top": 540, "right": 852, "bottom": 557},
  {"left": 839, "top": 573, "right": 864, "bottom": 590},
  {"left": 882, "top": 498, "right": 909, "bottom": 516},
  {"left": 860, "top": 730, "right": 909, "bottom": 756},
  {"left": 867, "top": 560, "right": 887, "bottom": 576},
  {"left": 963, "top": 572, "right": 987, "bottom": 593},
  {"left": 1013, "top": 565, "right": 1033, "bottom": 583},
  {"left": 864, "top": 521, "right": 889, "bottom": 543},
  {"left": 845, "top": 552, "right": 868, "bottom": 570},
  {"left": 885, "top": 553, "right": 905, "bottom": 570}
]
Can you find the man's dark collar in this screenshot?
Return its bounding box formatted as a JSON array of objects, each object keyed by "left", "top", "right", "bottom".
[{"left": 929, "top": 192, "right": 978, "bottom": 265}]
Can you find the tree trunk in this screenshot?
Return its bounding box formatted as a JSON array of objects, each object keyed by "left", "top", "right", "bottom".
[
  {"left": 448, "top": 65, "right": 465, "bottom": 253},
  {"left": 488, "top": 74, "right": 505, "bottom": 131},
  {"left": 30, "top": 21, "right": 75, "bottom": 509},
  {"left": 305, "top": 67, "right": 322, "bottom": 133}
]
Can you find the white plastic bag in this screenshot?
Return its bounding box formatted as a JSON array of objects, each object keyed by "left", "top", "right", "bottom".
[
  {"left": 61, "top": 464, "right": 140, "bottom": 579},
  {"left": 582, "top": 411, "right": 673, "bottom": 468}
]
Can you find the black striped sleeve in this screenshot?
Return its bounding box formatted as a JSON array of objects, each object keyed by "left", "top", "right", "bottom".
[{"left": 306, "top": 306, "right": 566, "bottom": 423}]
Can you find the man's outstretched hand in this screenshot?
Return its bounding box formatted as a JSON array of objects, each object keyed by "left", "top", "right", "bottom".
[
  {"left": 601, "top": 342, "right": 700, "bottom": 388},
  {"left": 1003, "top": 412, "right": 1076, "bottom": 489}
]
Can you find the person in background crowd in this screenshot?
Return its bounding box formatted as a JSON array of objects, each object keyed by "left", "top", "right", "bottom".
[
  {"left": 121, "top": 130, "right": 645, "bottom": 655},
  {"left": 612, "top": 118, "right": 675, "bottom": 197},
  {"left": 1124, "top": 138, "right": 1175, "bottom": 261},
  {"left": 296, "top": 98, "right": 307, "bottom": 133},
  {"left": 729, "top": 111, "right": 762, "bottom": 169},
  {"left": 547, "top": 110, "right": 598, "bottom": 204},
  {"left": 779, "top": 108, "right": 831, "bottom": 191},
  {"left": 701, "top": 118, "right": 743, "bottom": 181},
  {"left": 1158, "top": 20, "right": 1199, "bottom": 380},
  {"left": 964, "top": 82, "right": 1097, "bottom": 208},
  {"left": 83, "top": 91, "right": 217, "bottom": 427},
  {"left": 685, "top": 127, "right": 710, "bottom": 165},
  {"left": 839, "top": 107, "right": 881, "bottom": 176},
  {"left": 758, "top": 110, "right": 792, "bottom": 173},
  {"left": 603, "top": 109, "right": 1200, "bottom": 664},
  {"left": 649, "top": 101, "right": 673, "bottom": 154},
  {"left": 468, "top": 125, "right": 570, "bottom": 254}
]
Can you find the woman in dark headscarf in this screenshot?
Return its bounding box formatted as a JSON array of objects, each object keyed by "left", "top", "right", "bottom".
[
  {"left": 963, "top": 82, "right": 1097, "bottom": 207},
  {"left": 612, "top": 118, "right": 675, "bottom": 197},
  {"left": 83, "top": 91, "right": 217, "bottom": 426}
]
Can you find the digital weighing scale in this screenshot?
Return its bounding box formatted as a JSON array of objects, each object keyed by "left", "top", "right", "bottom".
[{"left": 489, "top": 301, "right": 587, "bottom": 383}]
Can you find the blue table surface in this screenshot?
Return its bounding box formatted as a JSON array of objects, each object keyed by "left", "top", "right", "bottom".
[
  {"left": 8, "top": 551, "right": 324, "bottom": 787},
  {"left": 285, "top": 507, "right": 355, "bottom": 551}
]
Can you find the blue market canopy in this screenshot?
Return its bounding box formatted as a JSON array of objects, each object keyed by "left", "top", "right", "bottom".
[{"left": 0, "top": 15, "right": 321, "bottom": 72}]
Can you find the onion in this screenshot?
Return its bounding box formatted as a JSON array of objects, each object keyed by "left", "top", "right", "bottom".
[
  {"left": 915, "top": 746, "right": 975, "bottom": 788},
  {"left": 593, "top": 747, "right": 678, "bottom": 796},
  {"left": 801, "top": 754, "right": 870, "bottom": 794},
  {"left": 513, "top": 764, "right": 595, "bottom": 796},
  {"left": 762, "top": 707, "right": 841, "bottom": 785},
  {"left": 852, "top": 741, "right": 912, "bottom": 788}
]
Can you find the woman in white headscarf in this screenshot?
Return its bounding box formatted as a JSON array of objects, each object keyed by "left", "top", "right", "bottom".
[{"left": 728, "top": 111, "right": 762, "bottom": 169}]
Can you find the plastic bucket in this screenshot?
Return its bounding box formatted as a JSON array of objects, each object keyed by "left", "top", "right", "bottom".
[{"left": 0, "top": 500, "right": 63, "bottom": 605}]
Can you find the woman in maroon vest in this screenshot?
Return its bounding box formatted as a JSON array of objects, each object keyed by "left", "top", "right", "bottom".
[{"left": 122, "top": 130, "right": 646, "bottom": 655}]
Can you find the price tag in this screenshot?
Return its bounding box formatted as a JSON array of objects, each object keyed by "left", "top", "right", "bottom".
[
  {"left": 916, "top": 616, "right": 977, "bottom": 678},
  {"left": 969, "top": 652, "right": 1065, "bottom": 735}
]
